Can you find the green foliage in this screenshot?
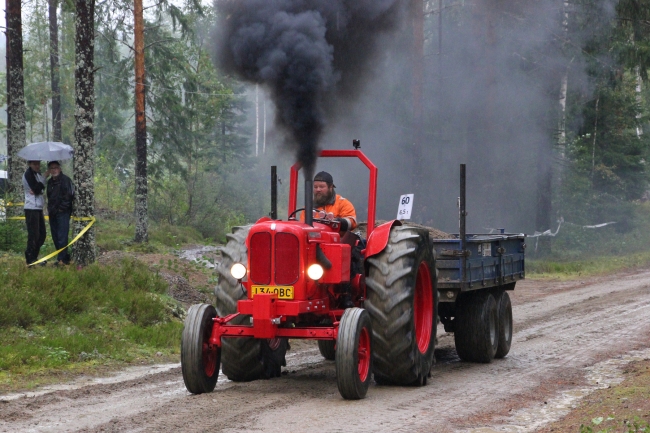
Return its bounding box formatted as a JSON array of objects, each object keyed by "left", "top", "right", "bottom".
[
  {"left": 0, "top": 221, "right": 27, "bottom": 253},
  {"left": 579, "top": 415, "right": 648, "bottom": 433},
  {"left": 530, "top": 201, "right": 650, "bottom": 275},
  {"left": 94, "top": 217, "right": 205, "bottom": 252},
  {"left": 616, "top": 0, "right": 650, "bottom": 82},
  {"left": 0, "top": 256, "right": 183, "bottom": 384},
  {"left": 0, "top": 257, "right": 167, "bottom": 328},
  {"left": 566, "top": 73, "right": 650, "bottom": 200}
]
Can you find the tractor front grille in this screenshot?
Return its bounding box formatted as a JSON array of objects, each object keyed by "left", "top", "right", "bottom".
[
  {"left": 250, "top": 232, "right": 272, "bottom": 284},
  {"left": 275, "top": 232, "right": 299, "bottom": 284}
]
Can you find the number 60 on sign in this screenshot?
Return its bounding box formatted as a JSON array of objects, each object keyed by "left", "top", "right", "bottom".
[{"left": 397, "top": 194, "right": 414, "bottom": 220}]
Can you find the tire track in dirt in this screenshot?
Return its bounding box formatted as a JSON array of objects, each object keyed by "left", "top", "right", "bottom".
[{"left": 2, "top": 271, "right": 650, "bottom": 432}]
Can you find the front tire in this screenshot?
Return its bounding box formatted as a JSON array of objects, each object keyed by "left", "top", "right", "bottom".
[
  {"left": 365, "top": 226, "right": 437, "bottom": 385},
  {"left": 181, "top": 304, "right": 220, "bottom": 394},
  {"left": 336, "top": 308, "right": 372, "bottom": 400},
  {"left": 215, "top": 225, "right": 287, "bottom": 381}
]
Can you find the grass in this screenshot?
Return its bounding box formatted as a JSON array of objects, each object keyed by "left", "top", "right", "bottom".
[
  {"left": 540, "top": 359, "right": 650, "bottom": 433},
  {"left": 95, "top": 217, "right": 206, "bottom": 252},
  {"left": 528, "top": 250, "right": 650, "bottom": 280},
  {"left": 0, "top": 255, "right": 184, "bottom": 392}
]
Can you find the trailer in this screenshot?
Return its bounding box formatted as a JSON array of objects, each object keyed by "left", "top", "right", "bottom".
[{"left": 433, "top": 164, "right": 525, "bottom": 362}]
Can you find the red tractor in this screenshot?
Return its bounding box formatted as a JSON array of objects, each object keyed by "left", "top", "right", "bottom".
[{"left": 181, "top": 147, "right": 438, "bottom": 399}]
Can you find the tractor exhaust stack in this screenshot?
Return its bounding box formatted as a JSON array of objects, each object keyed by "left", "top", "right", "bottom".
[{"left": 305, "top": 178, "right": 313, "bottom": 226}]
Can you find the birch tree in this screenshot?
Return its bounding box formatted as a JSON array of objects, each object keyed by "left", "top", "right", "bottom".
[{"left": 72, "top": 0, "right": 96, "bottom": 266}]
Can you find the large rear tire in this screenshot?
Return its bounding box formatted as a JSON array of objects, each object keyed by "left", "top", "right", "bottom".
[
  {"left": 454, "top": 291, "right": 498, "bottom": 363},
  {"left": 181, "top": 303, "right": 220, "bottom": 394},
  {"left": 493, "top": 290, "right": 512, "bottom": 359},
  {"left": 215, "top": 225, "right": 287, "bottom": 381},
  {"left": 365, "top": 226, "right": 437, "bottom": 385},
  {"left": 336, "top": 308, "right": 372, "bottom": 400}
]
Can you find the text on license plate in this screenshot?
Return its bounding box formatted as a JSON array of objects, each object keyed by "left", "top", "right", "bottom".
[{"left": 251, "top": 286, "right": 294, "bottom": 299}]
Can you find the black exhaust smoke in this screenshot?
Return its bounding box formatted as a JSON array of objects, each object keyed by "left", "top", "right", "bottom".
[{"left": 213, "top": 0, "right": 404, "bottom": 175}]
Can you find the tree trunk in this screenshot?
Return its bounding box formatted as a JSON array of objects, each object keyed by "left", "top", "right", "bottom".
[
  {"left": 5, "top": 7, "right": 11, "bottom": 180},
  {"left": 49, "top": 0, "right": 62, "bottom": 142},
  {"left": 263, "top": 97, "right": 267, "bottom": 153},
  {"left": 636, "top": 67, "right": 643, "bottom": 137},
  {"left": 535, "top": 136, "right": 552, "bottom": 255},
  {"left": 134, "top": 0, "right": 148, "bottom": 243},
  {"left": 72, "top": 0, "right": 96, "bottom": 266},
  {"left": 6, "top": 0, "right": 26, "bottom": 199},
  {"left": 557, "top": 0, "right": 570, "bottom": 159},
  {"left": 255, "top": 84, "right": 259, "bottom": 157}
]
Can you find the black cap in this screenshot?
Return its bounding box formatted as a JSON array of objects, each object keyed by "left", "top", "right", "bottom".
[
  {"left": 314, "top": 171, "right": 335, "bottom": 188},
  {"left": 48, "top": 160, "right": 60, "bottom": 167}
]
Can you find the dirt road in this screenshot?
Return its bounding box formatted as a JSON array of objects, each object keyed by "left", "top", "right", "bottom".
[{"left": 2, "top": 269, "right": 650, "bottom": 433}]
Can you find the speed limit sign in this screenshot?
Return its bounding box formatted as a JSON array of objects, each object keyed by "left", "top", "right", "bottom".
[{"left": 397, "top": 194, "right": 414, "bottom": 220}]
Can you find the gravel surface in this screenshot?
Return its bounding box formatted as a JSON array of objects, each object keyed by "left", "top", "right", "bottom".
[{"left": 2, "top": 269, "right": 650, "bottom": 432}]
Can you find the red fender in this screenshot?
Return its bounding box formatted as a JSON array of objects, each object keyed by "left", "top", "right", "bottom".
[{"left": 364, "top": 220, "right": 402, "bottom": 259}]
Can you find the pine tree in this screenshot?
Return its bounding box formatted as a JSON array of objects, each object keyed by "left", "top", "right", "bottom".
[{"left": 133, "top": 0, "right": 147, "bottom": 242}]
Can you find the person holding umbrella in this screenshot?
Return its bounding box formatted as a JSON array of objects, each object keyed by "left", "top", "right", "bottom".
[
  {"left": 22, "top": 160, "right": 49, "bottom": 265},
  {"left": 18, "top": 141, "right": 74, "bottom": 265},
  {"left": 46, "top": 161, "right": 74, "bottom": 265}
]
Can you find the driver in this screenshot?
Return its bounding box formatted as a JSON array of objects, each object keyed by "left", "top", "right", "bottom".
[{"left": 305, "top": 171, "right": 357, "bottom": 231}]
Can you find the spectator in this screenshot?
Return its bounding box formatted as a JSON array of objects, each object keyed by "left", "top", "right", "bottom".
[
  {"left": 46, "top": 161, "right": 74, "bottom": 265},
  {"left": 23, "top": 160, "right": 48, "bottom": 265}
]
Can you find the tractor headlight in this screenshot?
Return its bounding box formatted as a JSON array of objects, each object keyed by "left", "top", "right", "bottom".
[
  {"left": 307, "top": 264, "right": 324, "bottom": 280},
  {"left": 230, "top": 263, "right": 247, "bottom": 280}
]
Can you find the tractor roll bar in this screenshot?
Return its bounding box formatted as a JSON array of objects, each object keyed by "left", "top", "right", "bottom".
[{"left": 289, "top": 149, "right": 378, "bottom": 237}]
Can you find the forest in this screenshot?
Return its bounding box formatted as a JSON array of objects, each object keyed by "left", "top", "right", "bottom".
[{"left": 1, "top": 0, "right": 650, "bottom": 264}]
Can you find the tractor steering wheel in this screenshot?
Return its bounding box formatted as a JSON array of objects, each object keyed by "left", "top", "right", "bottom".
[
  {"left": 288, "top": 208, "right": 333, "bottom": 226},
  {"left": 288, "top": 208, "right": 305, "bottom": 220}
]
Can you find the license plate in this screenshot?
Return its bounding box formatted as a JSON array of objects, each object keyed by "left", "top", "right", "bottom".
[{"left": 251, "top": 286, "right": 294, "bottom": 299}]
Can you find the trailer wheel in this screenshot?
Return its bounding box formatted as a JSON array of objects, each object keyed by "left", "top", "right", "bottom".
[
  {"left": 365, "top": 226, "right": 437, "bottom": 385},
  {"left": 493, "top": 290, "right": 512, "bottom": 359},
  {"left": 318, "top": 340, "right": 336, "bottom": 360},
  {"left": 454, "top": 291, "right": 498, "bottom": 363},
  {"left": 181, "top": 303, "right": 220, "bottom": 394},
  {"left": 336, "top": 308, "right": 372, "bottom": 400},
  {"left": 215, "top": 225, "right": 288, "bottom": 381}
]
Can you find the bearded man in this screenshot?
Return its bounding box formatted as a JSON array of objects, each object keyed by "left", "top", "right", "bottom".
[{"left": 309, "top": 171, "right": 357, "bottom": 232}]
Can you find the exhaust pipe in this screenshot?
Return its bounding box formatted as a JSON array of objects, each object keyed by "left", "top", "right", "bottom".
[
  {"left": 305, "top": 177, "right": 313, "bottom": 226},
  {"left": 271, "top": 166, "right": 277, "bottom": 220}
]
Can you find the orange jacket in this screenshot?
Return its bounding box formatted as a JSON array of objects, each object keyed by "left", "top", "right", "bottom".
[{"left": 301, "top": 194, "right": 357, "bottom": 230}]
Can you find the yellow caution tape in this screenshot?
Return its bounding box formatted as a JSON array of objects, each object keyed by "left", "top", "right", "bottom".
[
  {"left": 5, "top": 215, "right": 95, "bottom": 221},
  {"left": 28, "top": 217, "right": 96, "bottom": 267}
]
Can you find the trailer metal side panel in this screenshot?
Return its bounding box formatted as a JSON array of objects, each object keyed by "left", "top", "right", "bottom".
[{"left": 433, "top": 234, "right": 525, "bottom": 298}]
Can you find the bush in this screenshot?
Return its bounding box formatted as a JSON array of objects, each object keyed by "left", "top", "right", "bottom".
[
  {"left": 0, "top": 221, "right": 27, "bottom": 253},
  {"left": 0, "top": 256, "right": 184, "bottom": 386}
]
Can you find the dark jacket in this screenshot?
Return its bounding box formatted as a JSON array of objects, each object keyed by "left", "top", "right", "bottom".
[{"left": 47, "top": 173, "right": 74, "bottom": 216}]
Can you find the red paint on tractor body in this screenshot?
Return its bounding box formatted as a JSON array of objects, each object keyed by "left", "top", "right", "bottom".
[
  {"left": 365, "top": 220, "right": 402, "bottom": 259},
  {"left": 210, "top": 149, "right": 387, "bottom": 350}
]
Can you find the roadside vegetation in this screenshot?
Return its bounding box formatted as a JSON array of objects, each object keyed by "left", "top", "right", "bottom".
[
  {"left": 528, "top": 202, "right": 650, "bottom": 279},
  {"left": 0, "top": 254, "right": 184, "bottom": 393},
  {"left": 538, "top": 359, "right": 650, "bottom": 433}
]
